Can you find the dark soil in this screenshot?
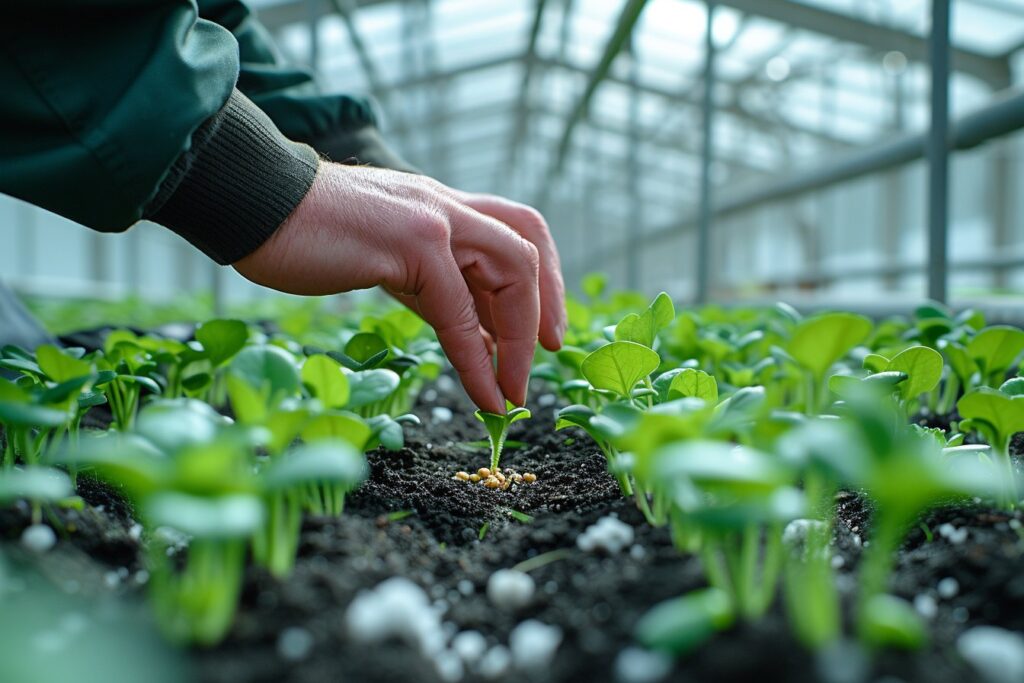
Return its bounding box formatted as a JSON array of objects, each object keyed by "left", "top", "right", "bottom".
[{"left": 4, "top": 377, "right": 1024, "bottom": 683}]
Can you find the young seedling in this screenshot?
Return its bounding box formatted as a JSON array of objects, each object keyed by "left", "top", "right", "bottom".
[
  {"left": 956, "top": 379, "right": 1024, "bottom": 508},
  {"left": 0, "top": 466, "right": 74, "bottom": 525},
  {"left": 649, "top": 440, "right": 802, "bottom": 621},
  {"left": 253, "top": 439, "right": 366, "bottom": 576},
  {"left": 785, "top": 312, "right": 872, "bottom": 415},
  {"left": 0, "top": 377, "right": 70, "bottom": 467},
  {"left": 475, "top": 401, "right": 531, "bottom": 473}
]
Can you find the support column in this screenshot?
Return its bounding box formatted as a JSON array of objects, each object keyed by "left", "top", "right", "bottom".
[
  {"left": 926, "top": 0, "right": 951, "bottom": 303},
  {"left": 695, "top": 1, "right": 717, "bottom": 304}
]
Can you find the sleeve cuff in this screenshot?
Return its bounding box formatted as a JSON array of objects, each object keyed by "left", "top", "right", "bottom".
[
  {"left": 144, "top": 89, "right": 320, "bottom": 265},
  {"left": 312, "top": 124, "right": 420, "bottom": 175}
]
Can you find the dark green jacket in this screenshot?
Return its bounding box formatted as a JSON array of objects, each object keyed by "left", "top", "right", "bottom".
[{"left": 0, "top": 0, "right": 412, "bottom": 264}]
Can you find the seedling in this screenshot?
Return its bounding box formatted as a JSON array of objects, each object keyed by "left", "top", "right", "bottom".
[
  {"left": 0, "top": 466, "right": 74, "bottom": 525},
  {"left": 475, "top": 401, "right": 531, "bottom": 472},
  {"left": 785, "top": 312, "right": 872, "bottom": 414},
  {"left": 957, "top": 380, "right": 1024, "bottom": 508},
  {"left": 649, "top": 440, "right": 802, "bottom": 620},
  {"left": 253, "top": 440, "right": 366, "bottom": 576}
]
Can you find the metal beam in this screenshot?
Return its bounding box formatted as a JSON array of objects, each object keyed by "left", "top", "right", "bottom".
[
  {"left": 542, "top": 0, "right": 649, "bottom": 192},
  {"left": 717, "top": 0, "right": 1011, "bottom": 88},
  {"left": 927, "top": 0, "right": 951, "bottom": 303},
  {"left": 387, "top": 99, "right": 773, "bottom": 177},
  {"left": 590, "top": 86, "right": 1024, "bottom": 265},
  {"left": 505, "top": 0, "right": 550, "bottom": 180},
  {"left": 695, "top": 2, "right": 717, "bottom": 304},
  {"left": 327, "top": 0, "right": 385, "bottom": 93}
]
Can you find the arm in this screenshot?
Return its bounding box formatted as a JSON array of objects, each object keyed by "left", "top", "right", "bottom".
[
  {"left": 0, "top": 1, "right": 317, "bottom": 263},
  {"left": 0, "top": 1, "right": 565, "bottom": 410},
  {"left": 197, "top": 0, "right": 418, "bottom": 173}
]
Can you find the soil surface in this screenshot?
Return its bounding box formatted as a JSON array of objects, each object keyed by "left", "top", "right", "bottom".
[{"left": 4, "top": 375, "right": 1024, "bottom": 683}]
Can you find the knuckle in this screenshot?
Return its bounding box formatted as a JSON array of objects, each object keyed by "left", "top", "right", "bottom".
[
  {"left": 409, "top": 209, "right": 451, "bottom": 244},
  {"left": 517, "top": 206, "right": 548, "bottom": 233}
]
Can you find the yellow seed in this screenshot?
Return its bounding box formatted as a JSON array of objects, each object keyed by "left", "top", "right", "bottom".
[
  {"left": 512, "top": 473, "right": 524, "bottom": 483},
  {"left": 501, "top": 479, "right": 512, "bottom": 491},
  {"left": 523, "top": 473, "right": 537, "bottom": 483},
  {"left": 455, "top": 471, "right": 470, "bottom": 481},
  {"left": 483, "top": 476, "right": 500, "bottom": 489},
  {"left": 478, "top": 468, "right": 492, "bottom": 478},
  {"left": 494, "top": 471, "right": 506, "bottom": 482},
  {"left": 470, "top": 474, "right": 481, "bottom": 483}
]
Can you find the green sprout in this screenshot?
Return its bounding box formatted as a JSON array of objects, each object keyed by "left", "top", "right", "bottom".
[
  {"left": 475, "top": 401, "right": 531, "bottom": 472},
  {"left": 785, "top": 312, "right": 872, "bottom": 415},
  {"left": 956, "top": 379, "right": 1024, "bottom": 508},
  {"left": 253, "top": 440, "right": 366, "bottom": 577}
]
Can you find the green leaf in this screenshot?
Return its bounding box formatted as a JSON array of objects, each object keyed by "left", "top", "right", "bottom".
[
  {"left": 668, "top": 368, "right": 718, "bottom": 403},
  {"left": 941, "top": 341, "right": 978, "bottom": 384},
  {"left": 302, "top": 413, "right": 371, "bottom": 451},
  {"left": 136, "top": 399, "right": 225, "bottom": 454},
  {"left": 1001, "top": 377, "right": 1024, "bottom": 397},
  {"left": 581, "top": 341, "right": 660, "bottom": 398},
  {"left": 365, "top": 415, "right": 406, "bottom": 451},
  {"left": 615, "top": 292, "right": 675, "bottom": 348},
  {"left": 229, "top": 345, "right": 300, "bottom": 401},
  {"left": 262, "top": 440, "right": 367, "bottom": 491},
  {"left": 635, "top": 588, "right": 734, "bottom": 655},
  {"left": 0, "top": 467, "right": 73, "bottom": 503},
  {"left": 144, "top": 492, "right": 264, "bottom": 539},
  {"left": 346, "top": 369, "right": 400, "bottom": 408},
  {"left": 0, "top": 379, "right": 68, "bottom": 428},
  {"left": 863, "top": 353, "right": 890, "bottom": 374},
  {"left": 957, "top": 387, "right": 1024, "bottom": 449},
  {"left": 885, "top": 346, "right": 943, "bottom": 400},
  {"left": 475, "top": 401, "right": 531, "bottom": 470},
  {"left": 226, "top": 374, "right": 267, "bottom": 425},
  {"left": 652, "top": 441, "right": 793, "bottom": 498},
  {"left": 787, "top": 313, "right": 872, "bottom": 378},
  {"left": 196, "top": 319, "right": 248, "bottom": 367},
  {"left": 35, "top": 345, "right": 91, "bottom": 382},
  {"left": 344, "top": 332, "right": 390, "bottom": 366},
  {"left": 301, "top": 354, "right": 350, "bottom": 409},
  {"left": 860, "top": 595, "right": 927, "bottom": 650},
  {"left": 264, "top": 407, "right": 310, "bottom": 455},
  {"left": 967, "top": 325, "right": 1024, "bottom": 381}
]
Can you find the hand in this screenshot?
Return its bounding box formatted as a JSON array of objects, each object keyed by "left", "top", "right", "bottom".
[{"left": 233, "top": 162, "right": 567, "bottom": 414}]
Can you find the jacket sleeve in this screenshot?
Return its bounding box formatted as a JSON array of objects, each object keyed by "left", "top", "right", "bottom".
[
  {"left": 197, "top": 0, "right": 419, "bottom": 173},
  {"left": 0, "top": 1, "right": 319, "bottom": 264}
]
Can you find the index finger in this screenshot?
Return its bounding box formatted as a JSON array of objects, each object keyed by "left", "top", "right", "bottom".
[{"left": 414, "top": 251, "right": 506, "bottom": 414}]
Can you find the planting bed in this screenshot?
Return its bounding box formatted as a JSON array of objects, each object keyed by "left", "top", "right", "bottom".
[{"left": 4, "top": 370, "right": 1023, "bottom": 683}]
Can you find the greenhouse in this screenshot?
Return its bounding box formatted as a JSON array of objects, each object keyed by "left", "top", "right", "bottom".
[{"left": 2, "top": 0, "right": 1024, "bottom": 682}]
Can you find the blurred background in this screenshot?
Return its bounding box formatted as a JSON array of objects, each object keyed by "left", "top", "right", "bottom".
[{"left": 2, "top": 0, "right": 1024, "bottom": 313}]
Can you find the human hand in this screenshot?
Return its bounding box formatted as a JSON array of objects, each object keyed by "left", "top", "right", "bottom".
[{"left": 233, "top": 163, "right": 566, "bottom": 414}]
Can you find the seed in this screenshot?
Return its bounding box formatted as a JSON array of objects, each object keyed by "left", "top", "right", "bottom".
[
  {"left": 501, "top": 479, "right": 512, "bottom": 491},
  {"left": 478, "top": 468, "right": 492, "bottom": 478},
  {"left": 512, "top": 473, "right": 524, "bottom": 483},
  {"left": 494, "top": 471, "right": 506, "bottom": 483},
  {"left": 523, "top": 473, "right": 537, "bottom": 483},
  {"left": 455, "top": 471, "right": 470, "bottom": 481},
  {"left": 484, "top": 477, "right": 500, "bottom": 489},
  {"left": 470, "top": 474, "right": 481, "bottom": 483}
]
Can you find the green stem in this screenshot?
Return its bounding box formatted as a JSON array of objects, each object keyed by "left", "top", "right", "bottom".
[
  {"left": 857, "top": 514, "right": 907, "bottom": 621},
  {"left": 999, "top": 438, "right": 1019, "bottom": 509}
]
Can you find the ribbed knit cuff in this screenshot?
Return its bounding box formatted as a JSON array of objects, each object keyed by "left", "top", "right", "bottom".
[
  {"left": 312, "top": 124, "right": 420, "bottom": 175},
  {"left": 144, "top": 89, "right": 319, "bottom": 265}
]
